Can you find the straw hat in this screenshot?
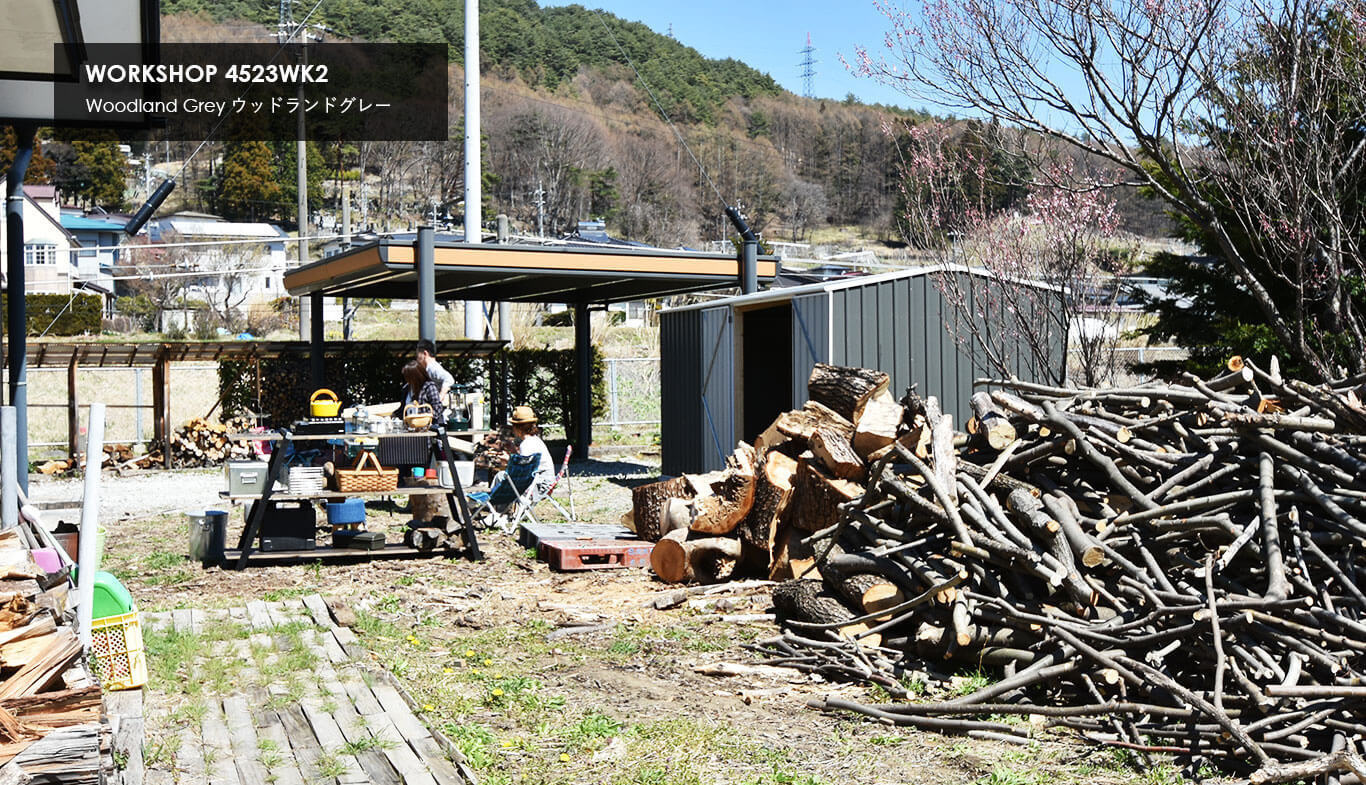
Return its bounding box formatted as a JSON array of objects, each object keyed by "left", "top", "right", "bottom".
[{"left": 509, "top": 405, "right": 538, "bottom": 425}]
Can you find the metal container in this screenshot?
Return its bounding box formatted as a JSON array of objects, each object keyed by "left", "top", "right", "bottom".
[
  {"left": 226, "top": 461, "right": 269, "bottom": 496},
  {"left": 187, "top": 510, "right": 227, "bottom": 564}
]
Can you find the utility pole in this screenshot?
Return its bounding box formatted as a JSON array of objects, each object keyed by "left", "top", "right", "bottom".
[
  {"left": 533, "top": 180, "right": 546, "bottom": 238},
  {"left": 281, "top": 0, "right": 320, "bottom": 340},
  {"left": 463, "top": 0, "right": 486, "bottom": 340}
]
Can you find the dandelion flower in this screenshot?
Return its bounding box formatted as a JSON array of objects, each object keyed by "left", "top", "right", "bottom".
[
  {"left": 491, "top": 688, "right": 504, "bottom": 697},
  {"left": 422, "top": 704, "right": 435, "bottom": 711},
  {"left": 559, "top": 753, "right": 571, "bottom": 762}
]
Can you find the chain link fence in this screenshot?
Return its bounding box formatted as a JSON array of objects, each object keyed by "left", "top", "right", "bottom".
[{"left": 604, "top": 357, "right": 661, "bottom": 428}]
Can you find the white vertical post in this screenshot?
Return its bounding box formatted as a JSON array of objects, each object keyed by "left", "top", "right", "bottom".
[
  {"left": 77, "top": 402, "right": 106, "bottom": 649},
  {"left": 463, "top": 0, "right": 484, "bottom": 340},
  {"left": 1, "top": 407, "right": 17, "bottom": 530}
]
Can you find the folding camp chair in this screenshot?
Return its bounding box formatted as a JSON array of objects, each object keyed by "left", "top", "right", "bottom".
[{"left": 467, "top": 447, "right": 576, "bottom": 532}]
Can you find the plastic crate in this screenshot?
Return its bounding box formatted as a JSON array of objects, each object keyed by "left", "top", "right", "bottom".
[{"left": 90, "top": 611, "right": 147, "bottom": 691}]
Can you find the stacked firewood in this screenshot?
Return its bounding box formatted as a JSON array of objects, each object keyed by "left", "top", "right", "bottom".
[
  {"left": 637, "top": 363, "right": 912, "bottom": 587},
  {"left": 0, "top": 529, "right": 105, "bottom": 782},
  {"left": 36, "top": 444, "right": 165, "bottom": 476},
  {"left": 473, "top": 428, "right": 518, "bottom": 472},
  {"left": 169, "top": 417, "right": 254, "bottom": 467},
  {"left": 724, "top": 358, "right": 1366, "bottom": 780}
]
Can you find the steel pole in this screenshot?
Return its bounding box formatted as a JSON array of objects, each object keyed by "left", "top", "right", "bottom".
[
  {"left": 1, "top": 407, "right": 16, "bottom": 530},
  {"left": 417, "top": 226, "right": 435, "bottom": 343},
  {"left": 6, "top": 124, "right": 36, "bottom": 493},
  {"left": 574, "top": 303, "right": 591, "bottom": 461}
]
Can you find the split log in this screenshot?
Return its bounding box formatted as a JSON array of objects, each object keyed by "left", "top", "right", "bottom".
[
  {"left": 736, "top": 452, "right": 797, "bottom": 561},
  {"left": 784, "top": 458, "right": 862, "bottom": 533},
  {"left": 807, "top": 363, "right": 890, "bottom": 423},
  {"left": 809, "top": 427, "right": 865, "bottom": 481},
  {"left": 853, "top": 397, "right": 905, "bottom": 458},
  {"left": 774, "top": 401, "right": 855, "bottom": 446},
  {"left": 689, "top": 444, "right": 758, "bottom": 535},
  {"left": 820, "top": 546, "right": 905, "bottom": 618},
  {"left": 969, "top": 391, "right": 1018, "bottom": 451},
  {"left": 631, "top": 476, "right": 694, "bottom": 542},
  {"left": 0, "top": 629, "right": 81, "bottom": 699},
  {"left": 769, "top": 526, "right": 818, "bottom": 582},
  {"left": 650, "top": 529, "right": 745, "bottom": 584}
]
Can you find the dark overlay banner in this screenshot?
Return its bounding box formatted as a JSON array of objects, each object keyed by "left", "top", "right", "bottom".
[{"left": 54, "top": 43, "right": 449, "bottom": 141}]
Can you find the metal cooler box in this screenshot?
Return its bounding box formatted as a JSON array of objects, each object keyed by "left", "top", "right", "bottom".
[{"left": 226, "top": 461, "right": 270, "bottom": 496}]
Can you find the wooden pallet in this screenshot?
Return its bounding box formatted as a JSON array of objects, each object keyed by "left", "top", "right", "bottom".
[
  {"left": 517, "top": 522, "right": 637, "bottom": 549},
  {"left": 538, "top": 539, "right": 653, "bottom": 571}
]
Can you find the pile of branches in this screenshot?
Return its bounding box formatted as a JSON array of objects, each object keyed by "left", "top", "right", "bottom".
[{"left": 751, "top": 358, "right": 1366, "bottom": 781}]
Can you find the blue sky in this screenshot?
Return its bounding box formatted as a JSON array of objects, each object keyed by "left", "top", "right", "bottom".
[{"left": 541, "top": 0, "right": 919, "bottom": 109}]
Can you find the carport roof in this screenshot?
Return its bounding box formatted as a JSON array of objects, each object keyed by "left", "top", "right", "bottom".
[{"left": 283, "top": 238, "right": 780, "bottom": 304}]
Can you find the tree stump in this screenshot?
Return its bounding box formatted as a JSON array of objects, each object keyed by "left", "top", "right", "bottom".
[
  {"left": 650, "top": 529, "right": 744, "bottom": 584},
  {"left": 631, "top": 476, "right": 694, "bottom": 542}
]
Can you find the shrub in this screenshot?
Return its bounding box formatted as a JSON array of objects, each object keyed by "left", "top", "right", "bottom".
[{"left": 1, "top": 292, "right": 104, "bottom": 336}]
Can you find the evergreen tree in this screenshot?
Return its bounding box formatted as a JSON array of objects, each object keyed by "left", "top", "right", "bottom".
[{"left": 217, "top": 139, "right": 280, "bottom": 222}]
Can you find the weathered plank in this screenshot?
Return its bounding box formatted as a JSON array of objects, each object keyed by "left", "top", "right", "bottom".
[
  {"left": 300, "top": 594, "right": 334, "bottom": 629},
  {"left": 244, "top": 601, "right": 271, "bottom": 631},
  {"left": 299, "top": 699, "right": 367, "bottom": 784},
  {"left": 366, "top": 713, "right": 439, "bottom": 785},
  {"left": 340, "top": 677, "right": 384, "bottom": 716},
  {"left": 278, "top": 703, "right": 331, "bottom": 784},
  {"left": 330, "top": 627, "right": 366, "bottom": 660},
  {"left": 176, "top": 725, "right": 208, "bottom": 785},
  {"left": 201, "top": 699, "right": 241, "bottom": 785},
  {"left": 106, "top": 689, "right": 145, "bottom": 785},
  {"left": 254, "top": 708, "right": 306, "bottom": 785},
  {"left": 189, "top": 608, "right": 205, "bottom": 636},
  {"left": 222, "top": 696, "right": 269, "bottom": 785},
  {"left": 282, "top": 598, "right": 310, "bottom": 626},
  {"left": 264, "top": 601, "right": 293, "bottom": 630},
  {"left": 172, "top": 608, "right": 192, "bottom": 634}
]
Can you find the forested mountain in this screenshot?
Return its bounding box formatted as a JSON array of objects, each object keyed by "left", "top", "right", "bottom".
[{"left": 155, "top": 1, "right": 1167, "bottom": 247}]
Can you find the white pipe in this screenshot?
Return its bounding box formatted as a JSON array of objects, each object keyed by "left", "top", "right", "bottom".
[
  {"left": 1, "top": 407, "right": 16, "bottom": 531},
  {"left": 77, "top": 402, "right": 105, "bottom": 650},
  {"left": 464, "top": 0, "right": 484, "bottom": 339}
]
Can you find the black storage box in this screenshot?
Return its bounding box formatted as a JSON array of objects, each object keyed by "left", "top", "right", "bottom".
[
  {"left": 250, "top": 500, "right": 316, "bottom": 551},
  {"left": 378, "top": 433, "right": 432, "bottom": 466},
  {"left": 334, "top": 530, "right": 385, "bottom": 550},
  {"left": 292, "top": 418, "right": 345, "bottom": 436}
]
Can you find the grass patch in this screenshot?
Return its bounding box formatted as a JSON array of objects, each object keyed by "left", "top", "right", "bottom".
[
  {"left": 443, "top": 722, "right": 499, "bottom": 770},
  {"left": 313, "top": 751, "right": 348, "bottom": 778},
  {"left": 954, "top": 670, "right": 992, "bottom": 697},
  {"left": 339, "top": 736, "right": 394, "bottom": 756}
]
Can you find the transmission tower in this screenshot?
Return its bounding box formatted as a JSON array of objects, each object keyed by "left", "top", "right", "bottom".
[{"left": 799, "top": 33, "right": 816, "bottom": 99}]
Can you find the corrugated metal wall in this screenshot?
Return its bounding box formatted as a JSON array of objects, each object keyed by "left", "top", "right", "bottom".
[
  {"left": 790, "top": 293, "right": 829, "bottom": 409},
  {"left": 660, "top": 309, "right": 701, "bottom": 476},
  {"left": 662, "top": 271, "right": 1065, "bottom": 474}
]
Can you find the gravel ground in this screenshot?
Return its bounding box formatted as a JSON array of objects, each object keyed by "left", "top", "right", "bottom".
[{"left": 26, "top": 454, "right": 662, "bottom": 524}]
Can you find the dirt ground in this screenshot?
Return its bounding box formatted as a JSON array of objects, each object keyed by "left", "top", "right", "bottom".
[{"left": 43, "top": 464, "right": 1177, "bottom": 785}]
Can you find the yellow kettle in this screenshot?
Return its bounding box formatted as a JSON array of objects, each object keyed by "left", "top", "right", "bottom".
[{"left": 309, "top": 389, "right": 342, "bottom": 418}]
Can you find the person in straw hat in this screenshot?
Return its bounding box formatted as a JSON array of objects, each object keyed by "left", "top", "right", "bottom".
[{"left": 510, "top": 405, "right": 554, "bottom": 494}]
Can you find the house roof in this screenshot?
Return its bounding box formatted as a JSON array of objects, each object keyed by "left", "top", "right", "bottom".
[
  {"left": 22, "top": 185, "right": 56, "bottom": 200},
  {"left": 156, "top": 218, "right": 288, "bottom": 239},
  {"left": 0, "top": 176, "right": 77, "bottom": 245},
  {"left": 61, "top": 216, "right": 126, "bottom": 232}
]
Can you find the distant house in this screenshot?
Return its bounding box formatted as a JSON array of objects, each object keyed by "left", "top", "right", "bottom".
[
  {"left": 0, "top": 179, "right": 116, "bottom": 299},
  {"left": 146, "top": 213, "right": 291, "bottom": 311},
  {"left": 60, "top": 212, "right": 125, "bottom": 296}
]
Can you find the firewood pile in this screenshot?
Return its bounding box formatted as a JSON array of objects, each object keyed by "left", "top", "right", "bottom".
[
  {"left": 36, "top": 443, "right": 163, "bottom": 477},
  {"left": 473, "top": 428, "right": 518, "bottom": 472},
  {"left": 643, "top": 360, "right": 1366, "bottom": 778},
  {"left": 0, "top": 529, "right": 105, "bottom": 782},
  {"left": 169, "top": 417, "right": 254, "bottom": 467}
]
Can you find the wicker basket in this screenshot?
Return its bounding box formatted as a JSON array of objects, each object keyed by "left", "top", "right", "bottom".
[
  {"left": 335, "top": 451, "right": 399, "bottom": 493},
  {"left": 403, "top": 402, "right": 434, "bottom": 430}
]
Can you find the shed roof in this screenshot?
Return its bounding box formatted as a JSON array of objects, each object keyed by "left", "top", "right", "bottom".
[
  {"left": 660, "top": 264, "right": 1057, "bottom": 313},
  {"left": 284, "top": 237, "right": 780, "bottom": 305}
]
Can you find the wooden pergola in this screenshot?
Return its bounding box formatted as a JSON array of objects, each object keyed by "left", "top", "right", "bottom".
[
  {"left": 21, "top": 339, "right": 506, "bottom": 465},
  {"left": 284, "top": 233, "right": 780, "bottom": 458}
]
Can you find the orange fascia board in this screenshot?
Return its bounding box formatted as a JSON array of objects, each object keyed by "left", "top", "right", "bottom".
[{"left": 382, "top": 244, "right": 778, "bottom": 277}]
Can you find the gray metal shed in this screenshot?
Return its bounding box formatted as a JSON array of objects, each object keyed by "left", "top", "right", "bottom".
[{"left": 660, "top": 266, "right": 1065, "bottom": 474}]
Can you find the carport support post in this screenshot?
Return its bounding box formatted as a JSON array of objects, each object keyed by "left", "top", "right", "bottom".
[
  {"left": 67, "top": 356, "right": 79, "bottom": 459},
  {"left": 417, "top": 226, "right": 435, "bottom": 343},
  {"left": 5, "top": 123, "right": 35, "bottom": 493},
  {"left": 309, "top": 292, "right": 324, "bottom": 387},
  {"left": 152, "top": 351, "right": 171, "bottom": 470},
  {"left": 574, "top": 302, "right": 591, "bottom": 461}
]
